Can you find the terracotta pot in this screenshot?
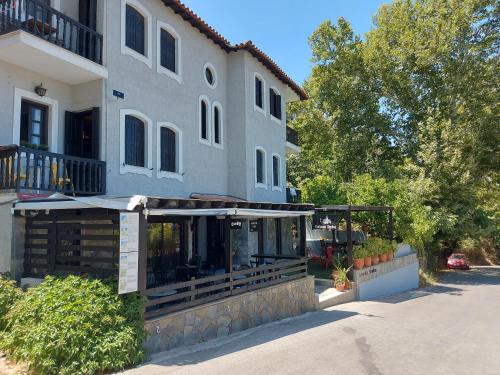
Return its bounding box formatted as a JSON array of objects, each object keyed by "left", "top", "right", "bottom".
[
  {"left": 353, "top": 258, "right": 364, "bottom": 270},
  {"left": 335, "top": 283, "right": 345, "bottom": 292},
  {"left": 364, "top": 256, "right": 372, "bottom": 267},
  {"left": 372, "top": 255, "right": 380, "bottom": 265},
  {"left": 344, "top": 280, "right": 350, "bottom": 290},
  {"left": 380, "top": 253, "right": 388, "bottom": 262},
  {"left": 387, "top": 252, "right": 394, "bottom": 261}
]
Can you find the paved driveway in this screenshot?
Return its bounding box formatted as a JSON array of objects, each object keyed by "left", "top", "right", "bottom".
[{"left": 123, "top": 266, "right": 500, "bottom": 375}]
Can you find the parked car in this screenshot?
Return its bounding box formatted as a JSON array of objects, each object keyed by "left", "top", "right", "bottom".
[{"left": 447, "top": 253, "right": 470, "bottom": 270}]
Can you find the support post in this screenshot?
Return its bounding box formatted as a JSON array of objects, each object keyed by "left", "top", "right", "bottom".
[
  {"left": 299, "top": 215, "right": 306, "bottom": 257},
  {"left": 258, "top": 218, "right": 264, "bottom": 255},
  {"left": 346, "top": 208, "right": 353, "bottom": 269},
  {"left": 388, "top": 209, "right": 394, "bottom": 242},
  {"left": 137, "top": 210, "right": 148, "bottom": 292},
  {"left": 224, "top": 216, "right": 232, "bottom": 273}
]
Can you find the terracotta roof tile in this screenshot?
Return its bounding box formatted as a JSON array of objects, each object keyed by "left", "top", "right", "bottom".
[{"left": 160, "top": 0, "right": 308, "bottom": 100}]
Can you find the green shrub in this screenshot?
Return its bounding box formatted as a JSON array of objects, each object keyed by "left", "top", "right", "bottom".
[
  {"left": 0, "top": 275, "right": 22, "bottom": 330},
  {"left": 1, "top": 276, "right": 146, "bottom": 375}
]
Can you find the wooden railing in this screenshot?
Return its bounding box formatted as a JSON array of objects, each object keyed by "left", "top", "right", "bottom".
[
  {"left": 0, "top": 145, "right": 106, "bottom": 195},
  {"left": 286, "top": 126, "right": 299, "bottom": 147},
  {"left": 0, "top": 0, "right": 103, "bottom": 64},
  {"left": 142, "top": 258, "right": 308, "bottom": 319}
]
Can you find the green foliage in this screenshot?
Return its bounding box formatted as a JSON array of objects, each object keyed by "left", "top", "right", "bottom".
[
  {"left": 352, "top": 245, "right": 366, "bottom": 259},
  {"left": 363, "top": 237, "right": 396, "bottom": 256},
  {"left": 332, "top": 265, "right": 351, "bottom": 284},
  {"left": 300, "top": 175, "right": 346, "bottom": 206},
  {"left": 0, "top": 275, "right": 22, "bottom": 330},
  {"left": 1, "top": 276, "right": 146, "bottom": 375}
]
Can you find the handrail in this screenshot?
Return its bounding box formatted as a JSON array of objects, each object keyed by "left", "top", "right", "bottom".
[
  {"left": 142, "top": 257, "right": 308, "bottom": 319},
  {"left": 0, "top": 0, "right": 103, "bottom": 64},
  {"left": 0, "top": 145, "right": 106, "bottom": 195}
]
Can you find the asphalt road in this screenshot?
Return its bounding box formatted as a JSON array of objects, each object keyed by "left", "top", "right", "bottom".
[{"left": 123, "top": 266, "right": 500, "bottom": 375}]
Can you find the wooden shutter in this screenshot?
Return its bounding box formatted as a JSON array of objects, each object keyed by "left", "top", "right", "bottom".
[
  {"left": 201, "top": 101, "right": 207, "bottom": 139},
  {"left": 269, "top": 88, "right": 275, "bottom": 116},
  {"left": 126, "top": 5, "right": 145, "bottom": 55},
  {"left": 255, "top": 78, "right": 262, "bottom": 108},
  {"left": 276, "top": 94, "right": 282, "bottom": 119},
  {"left": 160, "top": 29, "right": 176, "bottom": 72},
  {"left": 273, "top": 156, "right": 279, "bottom": 186},
  {"left": 161, "top": 127, "right": 176, "bottom": 172},
  {"left": 256, "top": 150, "right": 263, "bottom": 183},
  {"left": 214, "top": 107, "right": 220, "bottom": 144},
  {"left": 125, "top": 115, "right": 145, "bottom": 167}
]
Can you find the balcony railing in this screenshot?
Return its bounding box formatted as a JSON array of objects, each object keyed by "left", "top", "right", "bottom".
[
  {"left": 0, "top": 145, "right": 106, "bottom": 195},
  {"left": 0, "top": 0, "right": 103, "bottom": 64},
  {"left": 286, "top": 126, "right": 299, "bottom": 147},
  {"left": 286, "top": 187, "right": 301, "bottom": 203}
]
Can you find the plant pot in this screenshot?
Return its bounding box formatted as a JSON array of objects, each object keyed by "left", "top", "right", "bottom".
[
  {"left": 344, "top": 280, "right": 350, "bottom": 290},
  {"left": 372, "top": 255, "right": 379, "bottom": 265},
  {"left": 387, "top": 252, "right": 394, "bottom": 261},
  {"left": 380, "top": 253, "right": 388, "bottom": 262},
  {"left": 353, "top": 258, "right": 364, "bottom": 270},
  {"left": 364, "top": 256, "right": 372, "bottom": 267},
  {"left": 335, "top": 283, "right": 345, "bottom": 292}
]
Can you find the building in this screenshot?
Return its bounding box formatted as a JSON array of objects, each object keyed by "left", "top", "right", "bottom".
[{"left": 0, "top": 0, "right": 315, "bottom": 348}]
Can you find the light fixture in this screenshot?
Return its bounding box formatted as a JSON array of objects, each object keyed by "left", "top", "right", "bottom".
[{"left": 34, "top": 83, "right": 47, "bottom": 97}]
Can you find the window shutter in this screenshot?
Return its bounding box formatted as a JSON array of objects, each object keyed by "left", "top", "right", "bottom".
[
  {"left": 255, "top": 78, "right": 262, "bottom": 108},
  {"left": 214, "top": 107, "right": 220, "bottom": 144},
  {"left": 269, "top": 88, "right": 275, "bottom": 116},
  {"left": 126, "top": 5, "right": 145, "bottom": 55},
  {"left": 161, "top": 29, "right": 176, "bottom": 72},
  {"left": 125, "top": 115, "right": 145, "bottom": 167},
  {"left": 276, "top": 94, "right": 282, "bottom": 119},
  {"left": 256, "top": 150, "right": 263, "bottom": 183},
  {"left": 201, "top": 101, "right": 207, "bottom": 139},
  {"left": 273, "top": 156, "right": 279, "bottom": 186},
  {"left": 161, "top": 127, "right": 176, "bottom": 172}
]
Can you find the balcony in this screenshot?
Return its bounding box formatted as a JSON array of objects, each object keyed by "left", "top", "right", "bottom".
[
  {"left": 286, "top": 187, "right": 301, "bottom": 203},
  {"left": 0, "top": 0, "right": 107, "bottom": 84},
  {"left": 0, "top": 145, "right": 106, "bottom": 196},
  {"left": 286, "top": 126, "right": 300, "bottom": 154}
]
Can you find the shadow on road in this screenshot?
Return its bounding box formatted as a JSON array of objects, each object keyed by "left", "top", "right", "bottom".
[
  {"left": 374, "top": 284, "right": 465, "bottom": 304},
  {"left": 146, "top": 309, "right": 359, "bottom": 368},
  {"left": 441, "top": 267, "right": 500, "bottom": 286}
]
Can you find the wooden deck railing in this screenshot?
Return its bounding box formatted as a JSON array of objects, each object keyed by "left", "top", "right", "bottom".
[
  {"left": 142, "top": 258, "right": 308, "bottom": 319},
  {"left": 0, "top": 145, "right": 106, "bottom": 195},
  {"left": 0, "top": 0, "right": 103, "bottom": 64}
]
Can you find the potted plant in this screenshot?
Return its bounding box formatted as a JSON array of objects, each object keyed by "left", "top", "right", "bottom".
[
  {"left": 379, "top": 243, "right": 388, "bottom": 262},
  {"left": 333, "top": 266, "right": 351, "bottom": 292},
  {"left": 387, "top": 241, "right": 396, "bottom": 261},
  {"left": 352, "top": 245, "right": 365, "bottom": 270},
  {"left": 364, "top": 245, "right": 372, "bottom": 267},
  {"left": 371, "top": 245, "right": 380, "bottom": 265}
]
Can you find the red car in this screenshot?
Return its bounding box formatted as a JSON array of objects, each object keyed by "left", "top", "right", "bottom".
[{"left": 447, "top": 253, "right": 470, "bottom": 270}]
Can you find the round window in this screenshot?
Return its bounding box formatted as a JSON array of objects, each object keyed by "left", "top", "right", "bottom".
[
  {"left": 205, "top": 67, "right": 214, "bottom": 85},
  {"left": 203, "top": 63, "right": 217, "bottom": 88}
]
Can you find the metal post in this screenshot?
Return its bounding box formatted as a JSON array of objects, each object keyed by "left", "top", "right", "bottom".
[
  {"left": 346, "top": 208, "right": 353, "bottom": 269},
  {"left": 299, "top": 215, "right": 306, "bottom": 257},
  {"left": 137, "top": 210, "right": 148, "bottom": 291},
  {"left": 388, "top": 209, "right": 394, "bottom": 241},
  {"left": 224, "top": 216, "right": 232, "bottom": 273},
  {"left": 258, "top": 218, "right": 264, "bottom": 255}
]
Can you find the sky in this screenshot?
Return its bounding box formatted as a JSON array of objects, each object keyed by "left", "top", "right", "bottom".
[{"left": 182, "top": 0, "right": 388, "bottom": 85}]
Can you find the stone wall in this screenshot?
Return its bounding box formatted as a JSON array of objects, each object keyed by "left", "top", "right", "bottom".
[{"left": 144, "top": 276, "right": 316, "bottom": 354}]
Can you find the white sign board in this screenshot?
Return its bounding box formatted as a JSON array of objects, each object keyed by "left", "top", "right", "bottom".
[{"left": 118, "top": 212, "right": 140, "bottom": 294}]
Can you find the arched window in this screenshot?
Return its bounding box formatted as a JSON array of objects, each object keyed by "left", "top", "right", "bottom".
[
  {"left": 199, "top": 97, "right": 210, "bottom": 144},
  {"left": 125, "top": 115, "right": 145, "bottom": 167},
  {"left": 125, "top": 4, "right": 145, "bottom": 55},
  {"left": 157, "top": 122, "right": 183, "bottom": 180},
  {"left": 157, "top": 20, "right": 181, "bottom": 83},
  {"left": 213, "top": 102, "right": 223, "bottom": 148},
  {"left": 121, "top": 0, "right": 152, "bottom": 68},
  {"left": 269, "top": 87, "right": 282, "bottom": 121},
  {"left": 255, "top": 147, "right": 267, "bottom": 187},
  {"left": 254, "top": 73, "right": 265, "bottom": 115},
  {"left": 272, "top": 153, "right": 281, "bottom": 189}
]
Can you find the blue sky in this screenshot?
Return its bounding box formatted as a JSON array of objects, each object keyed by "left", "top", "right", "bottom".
[{"left": 182, "top": 0, "right": 388, "bottom": 85}]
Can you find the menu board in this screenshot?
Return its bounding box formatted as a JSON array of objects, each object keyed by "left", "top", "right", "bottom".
[{"left": 118, "top": 212, "right": 140, "bottom": 294}]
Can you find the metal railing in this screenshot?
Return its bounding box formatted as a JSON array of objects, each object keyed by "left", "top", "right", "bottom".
[
  {"left": 286, "top": 126, "right": 299, "bottom": 146},
  {"left": 286, "top": 187, "right": 301, "bottom": 203},
  {"left": 0, "top": 0, "right": 103, "bottom": 64},
  {"left": 142, "top": 257, "right": 308, "bottom": 319},
  {"left": 0, "top": 145, "right": 106, "bottom": 195}
]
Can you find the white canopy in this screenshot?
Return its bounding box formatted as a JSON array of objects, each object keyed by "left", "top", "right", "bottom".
[{"left": 144, "top": 208, "right": 314, "bottom": 218}]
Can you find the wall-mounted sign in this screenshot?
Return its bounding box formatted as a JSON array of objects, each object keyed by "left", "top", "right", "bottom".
[
  {"left": 113, "top": 90, "right": 124, "bottom": 99},
  {"left": 312, "top": 213, "right": 338, "bottom": 230},
  {"left": 230, "top": 219, "right": 242, "bottom": 230},
  {"left": 249, "top": 220, "right": 259, "bottom": 232},
  {"left": 118, "top": 212, "right": 139, "bottom": 294}
]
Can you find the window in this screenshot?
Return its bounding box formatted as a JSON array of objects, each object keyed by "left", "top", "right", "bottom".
[
  {"left": 272, "top": 154, "right": 281, "bottom": 190},
  {"left": 20, "top": 100, "right": 48, "bottom": 149},
  {"left": 213, "top": 102, "right": 223, "bottom": 148},
  {"left": 120, "top": 109, "right": 152, "bottom": 176},
  {"left": 269, "top": 87, "right": 282, "bottom": 121},
  {"left": 124, "top": 115, "right": 145, "bottom": 167},
  {"left": 121, "top": 0, "right": 152, "bottom": 67},
  {"left": 157, "top": 21, "right": 181, "bottom": 83},
  {"left": 157, "top": 122, "right": 183, "bottom": 180},
  {"left": 255, "top": 147, "right": 267, "bottom": 188},
  {"left": 254, "top": 73, "right": 265, "bottom": 114},
  {"left": 199, "top": 96, "right": 210, "bottom": 145},
  {"left": 203, "top": 62, "right": 217, "bottom": 89},
  {"left": 125, "top": 4, "right": 144, "bottom": 55}
]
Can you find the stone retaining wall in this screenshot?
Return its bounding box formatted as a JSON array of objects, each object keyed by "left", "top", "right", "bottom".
[{"left": 145, "top": 276, "right": 316, "bottom": 354}]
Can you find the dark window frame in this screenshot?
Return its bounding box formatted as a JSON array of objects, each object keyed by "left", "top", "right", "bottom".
[
  {"left": 125, "top": 4, "right": 146, "bottom": 56},
  {"left": 20, "top": 99, "right": 49, "bottom": 149},
  {"left": 255, "top": 76, "right": 263, "bottom": 109},
  {"left": 272, "top": 155, "right": 280, "bottom": 187},
  {"left": 269, "top": 88, "right": 282, "bottom": 120},
  {"left": 160, "top": 126, "right": 177, "bottom": 173},
  {"left": 200, "top": 100, "right": 208, "bottom": 141},
  {"left": 160, "top": 27, "right": 176, "bottom": 73},
  {"left": 256, "top": 149, "right": 265, "bottom": 184},
  {"left": 124, "top": 114, "right": 146, "bottom": 168},
  {"left": 213, "top": 105, "right": 221, "bottom": 145}
]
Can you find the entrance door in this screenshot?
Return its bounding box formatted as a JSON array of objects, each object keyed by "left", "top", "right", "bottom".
[
  {"left": 65, "top": 108, "right": 99, "bottom": 159},
  {"left": 207, "top": 217, "right": 225, "bottom": 270},
  {"left": 79, "top": 0, "right": 97, "bottom": 30},
  {"left": 20, "top": 100, "right": 49, "bottom": 149}
]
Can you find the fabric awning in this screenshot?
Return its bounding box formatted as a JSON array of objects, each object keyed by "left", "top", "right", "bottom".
[{"left": 144, "top": 208, "right": 314, "bottom": 218}]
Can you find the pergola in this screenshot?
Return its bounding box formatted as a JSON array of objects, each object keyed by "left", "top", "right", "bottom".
[{"left": 314, "top": 205, "right": 394, "bottom": 267}]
